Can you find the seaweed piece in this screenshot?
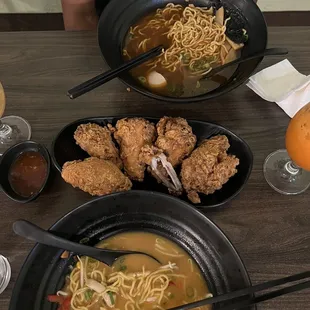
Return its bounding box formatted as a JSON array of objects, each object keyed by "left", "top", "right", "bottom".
[{"left": 224, "top": 6, "right": 248, "bottom": 44}]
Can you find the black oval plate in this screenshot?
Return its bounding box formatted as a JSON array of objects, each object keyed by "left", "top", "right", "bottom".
[
  {"left": 51, "top": 116, "right": 253, "bottom": 208},
  {"left": 9, "top": 191, "right": 255, "bottom": 310}
]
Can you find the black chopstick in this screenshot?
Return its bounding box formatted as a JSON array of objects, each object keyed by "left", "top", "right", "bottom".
[
  {"left": 67, "top": 45, "right": 163, "bottom": 99},
  {"left": 166, "top": 270, "right": 310, "bottom": 310},
  {"left": 219, "top": 279, "right": 310, "bottom": 310}
]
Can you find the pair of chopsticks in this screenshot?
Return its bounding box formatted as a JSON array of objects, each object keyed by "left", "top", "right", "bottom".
[
  {"left": 168, "top": 270, "right": 310, "bottom": 310},
  {"left": 67, "top": 45, "right": 163, "bottom": 100}
]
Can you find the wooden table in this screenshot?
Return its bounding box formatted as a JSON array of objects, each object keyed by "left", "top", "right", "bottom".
[{"left": 0, "top": 28, "right": 310, "bottom": 310}]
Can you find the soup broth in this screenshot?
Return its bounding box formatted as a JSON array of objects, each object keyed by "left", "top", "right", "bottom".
[
  {"left": 55, "top": 232, "right": 212, "bottom": 310},
  {"left": 123, "top": 4, "right": 244, "bottom": 98}
]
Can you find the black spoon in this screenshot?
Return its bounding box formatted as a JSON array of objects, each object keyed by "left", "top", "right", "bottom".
[
  {"left": 13, "top": 220, "right": 159, "bottom": 266},
  {"left": 202, "top": 48, "right": 288, "bottom": 79}
]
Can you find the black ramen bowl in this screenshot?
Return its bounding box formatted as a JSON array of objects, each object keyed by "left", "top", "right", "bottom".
[
  {"left": 97, "top": 0, "right": 267, "bottom": 102},
  {"left": 0, "top": 141, "right": 51, "bottom": 203},
  {"left": 51, "top": 116, "right": 253, "bottom": 208},
  {"left": 9, "top": 191, "right": 255, "bottom": 310}
]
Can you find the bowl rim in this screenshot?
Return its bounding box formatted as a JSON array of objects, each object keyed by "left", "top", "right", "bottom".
[
  {"left": 97, "top": 0, "right": 268, "bottom": 103},
  {"left": 50, "top": 115, "right": 253, "bottom": 209},
  {"left": 9, "top": 190, "right": 255, "bottom": 310},
  {"left": 0, "top": 140, "right": 51, "bottom": 203}
]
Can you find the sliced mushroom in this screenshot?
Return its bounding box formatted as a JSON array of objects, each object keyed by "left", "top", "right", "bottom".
[
  {"left": 220, "top": 41, "right": 232, "bottom": 64},
  {"left": 224, "top": 48, "right": 237, "bottom": 64},
  {"left": 215, "top": 7, "right": 224, "bottom": 26},
  {"left": 226, "top": 37, "right": 244, "bottom": 51}
]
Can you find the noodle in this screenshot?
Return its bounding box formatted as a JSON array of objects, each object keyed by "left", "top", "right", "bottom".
[
  {"left": 122, "top": 3, "right": 247, "bottom": 97},
  {"left": 188, "top": 259, "right": 194, "bottom": 273},
  {"left": 48, "top": 232, "right": 212, "bottom": 310},
  {"left": 152, "top": 4, "right": 227, "bottom": 75},
  {"left": 68, "top": 257, "right": 179, "bottom": 310},
  {"left": 125, "top": 4, "right": 230, "bottom": 75},
  {"left": 155, "top": 238, "right": 184, "bottom": 257}
]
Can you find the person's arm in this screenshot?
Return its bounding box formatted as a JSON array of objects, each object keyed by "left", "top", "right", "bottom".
[{"left": 61, "top": 0, "right": 98, "bottom": 31}]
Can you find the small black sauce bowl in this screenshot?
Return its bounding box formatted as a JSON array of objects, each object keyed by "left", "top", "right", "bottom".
[{"left": 0, "top": 141, "right": 51, "bottom": 203}]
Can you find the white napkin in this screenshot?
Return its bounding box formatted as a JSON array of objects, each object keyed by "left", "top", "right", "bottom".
[{"left": 246, "top": 59, "right": 310, "bottom": 118}]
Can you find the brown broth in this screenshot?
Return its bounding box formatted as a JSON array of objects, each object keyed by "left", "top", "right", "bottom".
[
  {"left": 61, "top": 232, "right": 211, "bottom": 310},
  {"left": 123, "top": 7, "right": 239, "bottom": 98},
  {"left": 9, "top": 151, "right": 47, "bottom": 197}
]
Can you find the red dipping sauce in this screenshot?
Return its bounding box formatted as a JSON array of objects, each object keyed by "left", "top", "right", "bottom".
[{"left": 8, "top": 151, "right": 48, "bottom": 198}]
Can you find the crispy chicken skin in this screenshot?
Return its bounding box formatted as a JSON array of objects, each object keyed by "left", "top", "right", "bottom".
[
  {"left": 61, "top": 157, "right": 132, "bottom": 196},
  {"left": 181, "top": 135, "right": 239, "bottom": 204},
  {"left": 113, "top": 118, "right": 156, "bottom": 181},
  {"left": 155, "top": 116, "right": 197, "bottom": 167},
  {"left": 74, "top": 123, "right": 122, "bottom": 168}
]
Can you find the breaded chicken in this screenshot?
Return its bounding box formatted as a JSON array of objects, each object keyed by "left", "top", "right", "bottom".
[
  {"left": 138, "top": 116, "right": 196, "bottom": 194},
  {"left": 61, "top": 157, "right": 132, "bottom": 196},
  {"left": 113, "top": 118, "right": 156, "bottom": 181},
  {"left": 155, "top": 116, "right": 197, "bottom": 167},
  {"left": 181, "top": 135, "right": 239, "bottom": 204},
  {"left": 74, "top": 123, "right": 122, "bottom": 168}
]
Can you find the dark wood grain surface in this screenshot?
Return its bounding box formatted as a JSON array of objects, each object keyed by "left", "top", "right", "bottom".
[{"left": 0, "top": 28, "right": 310, "bottom": 310}]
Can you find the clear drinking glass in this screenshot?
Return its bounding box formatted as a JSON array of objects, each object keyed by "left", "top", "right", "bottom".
[
  {"left": 264, "top": 102, "right": 310, "bottom": 195},
  {"left": 0, "top": 82, "right": 31, "bottom": 155},
  {"left": 0, "top": 255, "right": 11, "bottom": 294}
]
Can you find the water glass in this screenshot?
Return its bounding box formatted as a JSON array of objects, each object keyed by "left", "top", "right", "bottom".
[{"left": 0, "top": 255, "right": 11, "bottom": 294}]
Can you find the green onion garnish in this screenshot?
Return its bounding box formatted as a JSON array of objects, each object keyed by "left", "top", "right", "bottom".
[
  {"left": 85, "top": 290, "right": 93, "bottom": 301},
  {"left": 108, "top": 292, "right": 115, "bottom": 305},
  {"left": 138, "top": 76, "right": 147, "bottom": 83},
  {"left": 119, "top": 265, "right": 127, "bottom": 272}
]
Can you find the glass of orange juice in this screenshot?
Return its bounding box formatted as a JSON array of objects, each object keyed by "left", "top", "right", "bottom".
[
  {"left": 0, "top": 82, "right": 31, "bottom": 155},
  {"left": 264, "top": 102, "right": 310, "bottom": 195}
]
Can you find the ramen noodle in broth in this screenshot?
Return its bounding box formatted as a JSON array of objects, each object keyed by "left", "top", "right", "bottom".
[
  {"left": 123, "top": 3, "right": 247, "bottom": 97},
  {"left": 51, "top": 232, "right": 212, "bottom": 310}
]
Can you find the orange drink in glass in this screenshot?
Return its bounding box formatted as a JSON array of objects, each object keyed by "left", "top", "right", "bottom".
[
  {"left": 0, "top": 82, "right": 32, "bottom": 155},
  {"left": 286, "top": 103, "right": 310, "bottom": 171},
  {"left": 264, "top": 102, "right": 310, "bottom": 195}
]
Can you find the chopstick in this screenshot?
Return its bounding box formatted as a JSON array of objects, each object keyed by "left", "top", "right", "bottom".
[
  {"left": 220, "top": 279, "right": 310, "bottom": 310},
  {"left": 167, "top": 270, "right": 310, "bottom": 310},
  {"left": 67, "top": 45, "right": 163, "bottom": 99}
]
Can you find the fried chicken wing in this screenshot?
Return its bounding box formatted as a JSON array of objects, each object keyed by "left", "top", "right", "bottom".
[
  {"left": 74, "top": 123, "right": 122, "bottom": 169},
  {"left": 138, "top": 116, "right": 195, "bottom": 194},
  {"left": 180, "top": 135, "right": 239, "bottom": 204},
  {"left": 113, "top": 118, "right": 156, "bottom": 181},
  {"left": 155, "top": 116, "right": 197, "bottom": 167},
  {"left": 61, "top": 157, "right": 132, "bottom": 196}
]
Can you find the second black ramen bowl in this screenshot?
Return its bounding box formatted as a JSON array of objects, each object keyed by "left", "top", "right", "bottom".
[
  {"left": 97, "top": 0, "right": 267, "bottom": 103},
  {"left": 9, "top": 191, "right": 255, "bottom": 310}
]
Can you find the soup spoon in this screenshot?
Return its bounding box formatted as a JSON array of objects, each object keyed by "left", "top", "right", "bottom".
[{"left": 13, "top": 220, "right": 160, "bottom": 266}]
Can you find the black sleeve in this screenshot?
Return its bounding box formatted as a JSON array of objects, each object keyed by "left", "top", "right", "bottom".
[{"left": 95, "top": 0, "right": 111, "bottom": 16}]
